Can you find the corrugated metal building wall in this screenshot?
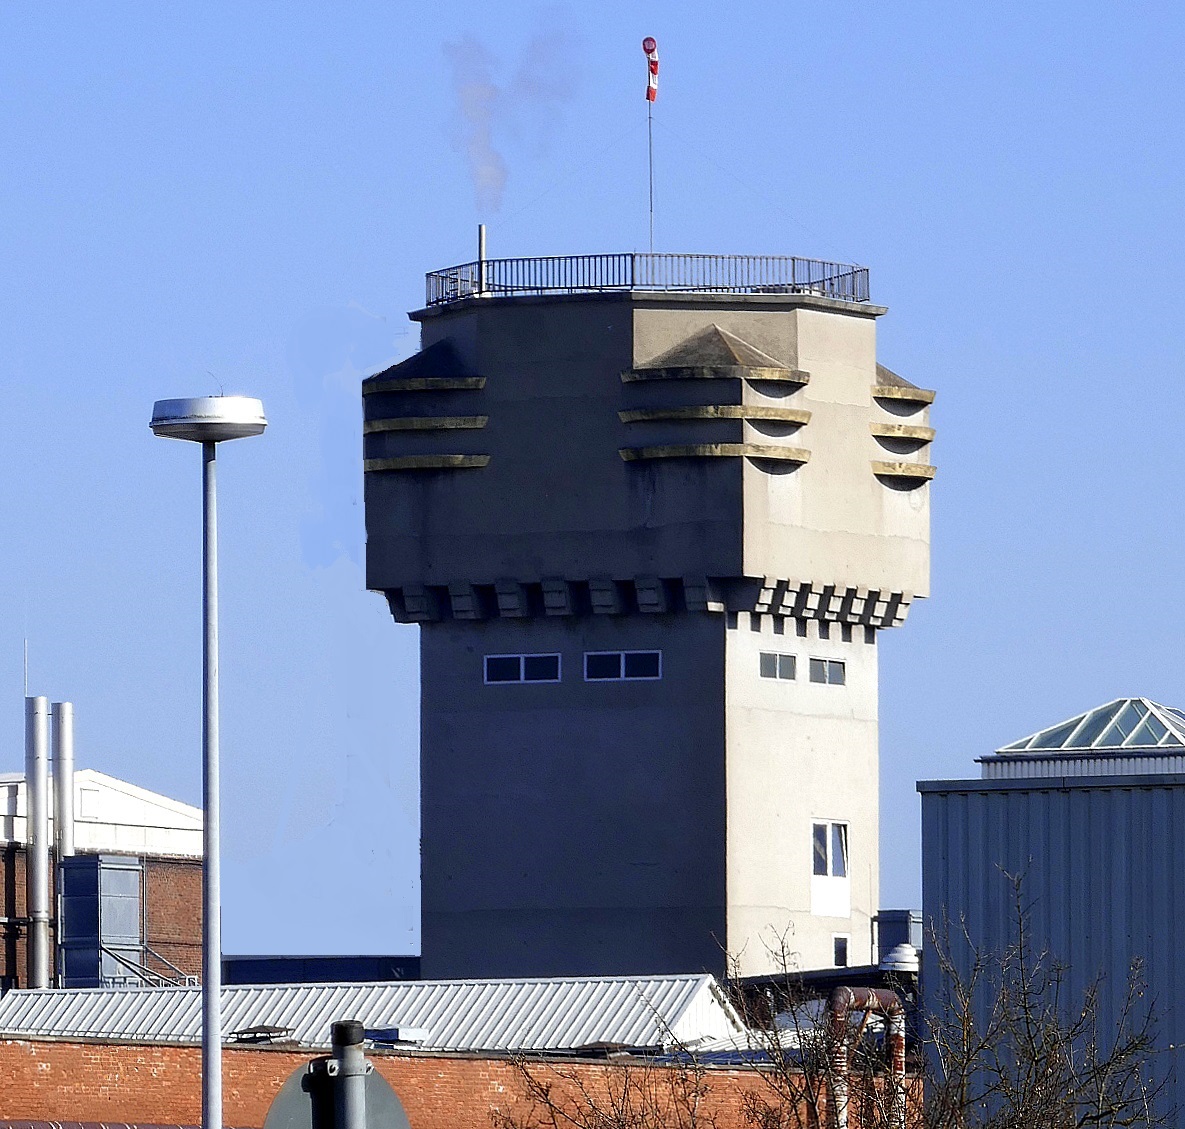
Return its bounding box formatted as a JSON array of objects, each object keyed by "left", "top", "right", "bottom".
[{"left": 919, "top": 773, "right": 1185, "bottom": 1117}]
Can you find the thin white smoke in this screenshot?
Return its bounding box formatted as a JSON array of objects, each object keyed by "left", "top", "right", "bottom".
[
  {"left": 444, "top": 36, "right": 508, "bottom": 213},
  {"left": 444, "top": 27, "right": 579, "bottom": 214}
]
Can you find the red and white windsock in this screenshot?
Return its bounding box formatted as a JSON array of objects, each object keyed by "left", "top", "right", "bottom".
[{"left": 643, "top": 37, "right": 659, "bottom": 102}]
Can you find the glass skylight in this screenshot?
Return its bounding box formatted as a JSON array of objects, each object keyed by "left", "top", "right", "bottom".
[{"left": 997, "top": 698, "right": 1185, "bottom": 754}]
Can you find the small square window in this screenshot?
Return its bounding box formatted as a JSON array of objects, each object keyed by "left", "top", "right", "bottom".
[
  {"left": 760, "top": 652, "right": 778, "bottom": 679},
  {"left": 833, "top": 935, "right": 849, "bottom": 968},
  {"left": 485, "top": 656, "right": 521, "bottom": 683},
  {"left": 624, "top": 651, "right": 661, "bottom": 679},
  {"left": 523, "top": 654, "right": 561, "bottom": 682},
  {"left": 809, "top": 658, "right": 827, "bottom": 684},
  {"left": 777, "top": 654, "right": 796, "bottom": 680},
  {"left": 585, "top": 653, "right": 623, "bottom": 680}
]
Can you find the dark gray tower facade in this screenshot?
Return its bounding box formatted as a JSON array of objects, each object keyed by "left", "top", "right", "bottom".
[{"left": 363, "top": 254, "right": 934, "bottom": 978}]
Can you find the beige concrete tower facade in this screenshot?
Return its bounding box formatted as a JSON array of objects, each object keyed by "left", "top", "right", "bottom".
[{"left": 363, "top": 254, "right": 934, "bottom": 978}]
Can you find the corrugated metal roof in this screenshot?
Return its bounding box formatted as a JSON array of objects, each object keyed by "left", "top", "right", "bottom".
[{"left": 0, "top": 975, "right": 744, "bottom": 1052}]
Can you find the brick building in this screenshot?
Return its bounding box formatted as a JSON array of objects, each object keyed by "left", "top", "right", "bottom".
[
  {"left": 0, "top": 768, "right": 202, "bottom": 989},
  {"left": 0, "top": 1037, "right": 920, "bottom": 1128}
]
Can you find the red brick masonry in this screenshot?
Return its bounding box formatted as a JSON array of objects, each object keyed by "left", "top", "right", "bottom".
[{"left": 0, "top": 1038, "right": 919, "bottom": 1128}]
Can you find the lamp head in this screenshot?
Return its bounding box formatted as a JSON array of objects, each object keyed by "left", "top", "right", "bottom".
[{"left": 150, "top": 396, "right": 267, "bottom": 443}]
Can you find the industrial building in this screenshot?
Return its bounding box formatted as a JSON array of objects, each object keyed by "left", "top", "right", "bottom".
[
  {"left": 363, "top": 250, "right": 935, "bottom": 979},
  {"left": 0, "top": 971, "right": 918, "bottom": 1127},
  {"left": 2, "top": 697, "right": 203, "bottom": 990},
  {"left": 918, "top": 696, "right": 1185, "bottom": 1122}
]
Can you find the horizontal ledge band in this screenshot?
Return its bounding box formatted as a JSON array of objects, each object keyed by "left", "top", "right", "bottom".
[
  {"left": 869, "top": 422, "right": 935, "bottom": 442},
  {"left": 621, "top": 444, "right": 810, "bottom": 463},
  {"left": 872, "top": 384, "right": 935, "bottom": 405},
  {"left": 364, "top": 416, "right": 489, "bottom": 433},
  {"left": 622, "top": 365, "right": 810, "bottom": 385},
  {"left": 871, "top": 460, "right": 936, "bottom": 480},
  {"left": 619, "top": 406, "right": 811, "bottom": 425},
  {"left": 383, "top": 576, "right": 914, "bottom": 628},
  {"left": 362, "top": 376, "right": 486, "bottom": 395},
  {"left": 365, "top": 455, "right": 491, "bottom": 471}
]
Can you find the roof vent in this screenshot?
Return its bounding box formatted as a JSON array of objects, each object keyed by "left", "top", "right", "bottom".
[
  {"left": 880, "top": 943, "right": 919, "bottom": 974},
  {"left": 365, "top": 1025, "right": 430, "bottom": 1046}
]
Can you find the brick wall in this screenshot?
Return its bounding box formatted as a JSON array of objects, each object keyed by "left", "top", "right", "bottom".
[
  {"left": 143, "top": 859, "right": 201, "bottom": 979},
  {"left": 0, "top": 1038, "right": 919, "bottom": 1128},
  {"left": 0, "top": 851, "right": 201, "bottom": 988}
]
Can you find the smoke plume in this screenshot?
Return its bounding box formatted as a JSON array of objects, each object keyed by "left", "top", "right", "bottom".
[{"left": 444, "top": 26, "right": 579, "bottom": 214}]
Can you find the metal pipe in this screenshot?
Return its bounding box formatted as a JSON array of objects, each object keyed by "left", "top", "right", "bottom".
[
  {"left": 826, "top": 986, "right": 906, "bottom": 1129},
  {"left": 202, "top": 440, "right": 223, "bottom": 1129},
  {"left": 477, "top": 224, "right": 487, "bottom": 296},
  {"left": 52, "top": 702, "right": 75, "bottom": 859},
  {"left": 331, "top": 1019, "right": 368, "bottom": 1129},
  {"left": 52, "top": 701, "right": 75, "bottom": 989},
  {"left": 24, "top": 696, "right": 50, "bottom": 989}
]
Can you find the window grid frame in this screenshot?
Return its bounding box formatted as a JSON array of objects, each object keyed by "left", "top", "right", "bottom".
[
  {"left": 583, "top": 650, "right": 663, "bottom": 682},
  {"left": 483, "top": 652, "right": 563, "bottom": 685},
  {"left": 809, "top": 657, "right": 847, "bottom": 686},
  {"left": 812, "top": 819, "right": 850, "bottom": 878},
  {"left": 759, "top": 651, "right": 797, "bottom": 681}
]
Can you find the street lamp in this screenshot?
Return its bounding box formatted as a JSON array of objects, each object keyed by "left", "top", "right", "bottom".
[{"left": 150, "top": 396, "right": 266, "bottom": 1129}]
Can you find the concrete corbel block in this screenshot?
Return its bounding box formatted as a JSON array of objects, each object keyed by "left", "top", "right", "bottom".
[
  {"left": 635, "top": 576, "right": 667, "bottom": 613},
  {"left": 589, "top": 577, "right": 622, "bottom": 615},
  {"left": 402, "top": 584, "right": 442, "bottom": 622},
  {"left": 542, "top": 579, "right": 573, "bottom": 616},
  {"left": 448, "top": 582, "right": 481, "bottom": 620},
  {"left": 494, "top": 579, "right": 527, "bottom": 617}
]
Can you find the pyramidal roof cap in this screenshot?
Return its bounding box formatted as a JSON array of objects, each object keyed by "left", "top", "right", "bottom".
[
  {"left": 643, "top": 324, "right": 789, "bottom": 370},
  {"left": 875, "top": 363, "right": 922, "bottom": 390},
  {"left": 996, "top": 697, "right": 1185, "bottom": 755}
]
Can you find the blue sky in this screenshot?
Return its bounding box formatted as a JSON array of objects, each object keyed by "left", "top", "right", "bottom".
[{"left": 3, "top": 2, "right": 1184, "bottom": 953}]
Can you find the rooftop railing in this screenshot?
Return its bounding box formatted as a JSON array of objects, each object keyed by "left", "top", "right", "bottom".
[{"left": 425, "top": 253, "right": 870, "bottom": 306}]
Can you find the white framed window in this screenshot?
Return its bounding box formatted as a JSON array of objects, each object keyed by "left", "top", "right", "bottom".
[
  {"left": 759, "top": 652, "right": 796, "bottom": 680},
  {"left": 484, "top": 653, "right": 561, "bottom": 684},
  {"left": 584, "top": 650, "right": 662, "bottom": 681},
  {"left": 812, "top": 821, "right": 849, "bottom": 878},
  {"left": 833, "top": 934, "right": 850, "bottom": 968},
  {"left": 809, "top": 658, "right": 846, "bottom": 685}
]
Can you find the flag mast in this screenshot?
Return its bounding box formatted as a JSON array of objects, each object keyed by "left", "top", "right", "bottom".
[{"left": 643, "top": 37, "right": 659, "bottom": 253}]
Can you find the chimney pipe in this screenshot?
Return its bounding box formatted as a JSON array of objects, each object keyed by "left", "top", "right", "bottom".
[
  {"left": 477, "top": 224, "right": 487, "bottom": 295},
  {"left": 24, "top": 696, "right": 50, "bottom": 989},
  {"left": 52, "top": 702, "right": 75, "bottom": 860}
]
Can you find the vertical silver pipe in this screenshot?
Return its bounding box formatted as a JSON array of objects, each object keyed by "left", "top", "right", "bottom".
[
  {"left": 51, "top": 701, "right": 75, "bottom": 989},
  {"left": 52, "top": 702, "right": 75, "bottom": 859},
  {"left": 202, "top": 441, "right": 222, "bottom": 1129},
  {"left": 477, "top": 223, "right": 487, "bottom": 295},
  {"left": 24, "top": 696, "right": 50, "bottom": 989},
  {"left": 331, "top": 1020, "right": 368, "bottom": 1129}
]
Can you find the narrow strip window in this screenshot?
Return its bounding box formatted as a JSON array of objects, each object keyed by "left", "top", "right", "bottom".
[
  {"left": 813, "top": 823, "right": 829, "bottom": 876},
  {"left": 833, "top": 935, "right": 850, "bottom": 968}
]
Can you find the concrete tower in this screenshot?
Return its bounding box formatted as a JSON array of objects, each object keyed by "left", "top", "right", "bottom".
[{"left": 363, "top": 252, "right": 934, "bottom": 979}]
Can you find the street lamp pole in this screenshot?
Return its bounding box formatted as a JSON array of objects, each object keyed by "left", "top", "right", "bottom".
[
  {"left": 201, "top": 439, "right": 221, "bottom": 1129},
  {"left": 151, "top": 397, "right": 266, "bottom": 1129}
]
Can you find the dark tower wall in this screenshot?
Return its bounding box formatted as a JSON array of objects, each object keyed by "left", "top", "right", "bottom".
[{"left": 365, "top": 279, "right": 934, "bottom": 977}]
